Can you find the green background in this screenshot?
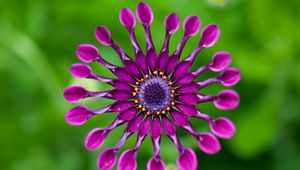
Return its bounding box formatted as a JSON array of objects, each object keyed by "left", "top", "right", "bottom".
[{"left": 1, "top": 0, "right": 300, "bottom": 169}]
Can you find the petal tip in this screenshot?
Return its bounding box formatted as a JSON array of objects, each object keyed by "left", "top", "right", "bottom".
[
  {"left": 76, "top": 44, "right": 98, "bottom": 63},
  {"left": 164, "top": 13, "right": 180, "bottom": 33},
  {"left": 95, "top": 26, "right": 113, "bottom": 46},
  {"left": 210, "top": 117, "right": 236, "bottom": 139},
  {"left": 70, "top": 63, "right": 92, "bottom": 78},
  {"left": 136, "top": 2, "right": 153, "bottom": 26},
  {"left": 198, "top": 133, "right": 221, "bottom": 154},
  {"left": 120, "top": 8, "right": 136, "bottom": 30},
  {"left": 199, "top": 24, "right": 220, "bottom": 48},
  {"left": 183, "top": 16, "right": 201, "bottom": 36}
]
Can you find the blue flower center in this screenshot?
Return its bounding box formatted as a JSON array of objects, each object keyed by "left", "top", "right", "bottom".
[{"left": 137, "top": 76, "right": 172, "bottom": 113}]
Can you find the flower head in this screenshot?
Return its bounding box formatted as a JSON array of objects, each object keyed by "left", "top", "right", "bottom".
[{"left": 64, "top": 2, "right": 240, "bottom": 170}]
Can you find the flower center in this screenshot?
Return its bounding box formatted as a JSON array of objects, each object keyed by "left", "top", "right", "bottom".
[{"left": 132, "top": 72, "right": 175, "bottom": 115}]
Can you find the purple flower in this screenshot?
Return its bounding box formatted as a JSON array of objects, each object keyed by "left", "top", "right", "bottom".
[{"left": 64, "top": 2, "right": 240, "bottom": 170}]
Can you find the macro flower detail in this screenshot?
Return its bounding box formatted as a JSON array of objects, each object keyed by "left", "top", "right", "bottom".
[{"left": 64, "top": 2, "right": 241, "bottom": 170}]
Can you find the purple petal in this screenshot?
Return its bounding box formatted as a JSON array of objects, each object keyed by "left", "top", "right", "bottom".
[
  {"left": 110, "top": 101, "right": 134, "bottom": 112},
  {"left": 157, "top": 52, "right": 169, "bottom": 71},
  {"left": 177, "top": 148, "right": 198, "bottom": 170},
  {"left": 85, "top": 128, "right": 107, "bottom": 150},
  {"left": 147, "top": 157, "right": 166, "bottom": 170},
  {"left": 135, "top": 52, "right": 148, "bottom": 74},
  {"left": 213, "top": 90, "right": 239, "bottom": 110},
  {"left": 97, "top": 149, "right": 117, "bottom": 170},
  {"left": 147, "top": 49, "right": 157, "bottom": 71},
  {"left": 95, "top": 26, "right": 113, "bottom": 46},
  {"left": 110, "top": 90, "right": 132, "bottom": 100},
  {"left": 76, "top": 44, "right": 98, "bottom": 63},
  {"left": 164, "top": 13, "right": 180, "bottom": 33},
  {"left": 119, "top": 8, "right": 136, "bottom": 30},
  {"left": 118, "top": 108, "right": 137, "bottom": 121},
  {"left": 138, "top": 117, "right": 151, "bottom": 137},
  {"left": 175, "top": 73, "right": 195, "bottom": 86},
  {"left": 65, "top": 105, "right": 92, "bottom": 125},
  {"left": 199, "top": 24, "right": 220, "bottom": 48},
  {"left": 210, "top": 117, "right": 236, "bottom": 139},
  {"left": 113, "top": 80, "right": 133, "bottom": 91},
  {"left": 70, "top": 63, "right": 92, "bottom": 78},
  {"left": 219, "top": 68, "right": 241, "bottom": 86},
  {"left": 176, "top": 104, "right": 198, "bottom": 116},
  {"left": 162, "top": 118, "right": 176, "bottom": 136},
  {"left": 165, "top": 54, "right": 179, "bottom": 75},
  {"left": 114, "top": 68, "right": 136, "bottom": 84},
  {"left": 198, "top": 133, "right": 221, "bottom": 154},
  {"left": 178, "top": 93, "right": 199, "bottom": 105},
  {"left": 150, "top": 117, "right": 162, "bottom": 138},
  {"left": 172, "top": 61, "right": 191, "bottom": 80},
  {"left": 170, "top": 110, "right": 189, "bottom": 126},
  {"left": 127, "top": 115, "right": 144, "bottom": 133},
  {"left": 177, "top": 82, "right": 200, "bottom": 93},
  {"left": 64, "top": 85, "right": 87, "bottom": 102},
  {"left": 136, "top": 2, "right": 153, "bottom": 26},
  {"left": 118, "top": 149, "right": 137, "bottom": 170},
  {"left": 183, "top": 16, "right": 201, "bottom": 36},
  {"left": 124, "top": 60, "right": 142, "bottom": 78},
  {"left": 209, "top": 51, "right": 231, "bottom": 72}
]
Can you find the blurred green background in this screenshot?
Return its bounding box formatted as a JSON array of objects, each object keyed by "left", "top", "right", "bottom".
[{"left": 1, "top": 0, "right": 300, "bottom": 169}]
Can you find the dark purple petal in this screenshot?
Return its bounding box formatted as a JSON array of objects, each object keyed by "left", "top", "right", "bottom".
[
  {"left": 213, "top": 90, "right": 239, "bottom": 110},
  {"left": 209, "top": 51, "right": 231, "bottom": 72},
  {"left": 147, "top": 49, "right": 157, "bottom": 71},
  {"left": 135, "top": 52, "right": 148, "bottom": 74},
  {"left": 114, "top": 68, "right": 136, "bottom": 84},
  {"left": 97, "top": 149, "right": 117, "bottom": 170},
  {"left": 113, "top": 80, "right": 133, "bottom": 91},
  {"left": 65, "top": 105, "right": 92, "bottom": 125},
  {"left": 162, "top": 118, "right": 176, "bottom": 136},
  {"left": 170, "top": 110, "right": 189, "bottom": 126},
  {"left": 136, "top": 2, "right": 153, "bottom": 26},
  {"left": 64, "top": 85, "right": 87, "bottom": 102},
  {"left": 76, "top": 44, "right": 98, "bottom": 63},
  {"left": 199, "top": 24, "right": 220, "bottom": 48},
  {"left": 164, "top": 13, "right": 180, "bottom": 33},
  {"left": 198, "top": 133, "right": 221, "bottom": 154},
  {"left": 127, "top": 115, "right": 144, "bottom": 133},
  {"left": 124, "top": 60, "right": 142, "bottom": 78},
  {"left": 172, "top": 61, "right": 191, "bottom": 80},
  {"left": 118, "top": 108, "right": 137, "bottom": 121},
  {"left": 210, "top": 117, "right": 236, "bottom": 139},
  {"left": 219, "top": 68, "right": 241, "bottom": 86},
  {"left": 177, "top": 148, "right": 198, "bottom": 170},
  {"left": 110, "top": 90, "right": 132, "bottom": 100},
  {"left": 95, "top": 26, "right": 113, "bottom": 46},
  {"left": 118, "top": 149, "right": 137, "bottom": 170},
  {"left": 165, "top": 54, "right": 179, "bottom": 75},
  {"left": 110, "top": 101, "right": 134, "bottom": 112},
  {"left": 85, "top": 128, "right": 107, "bottom": 150},
  {"left": 138, "top": 117, "right": 151, "bottom": 136},
  {"left": 178, "top": 93, "right": 199, "bottom": 105},
  {"left": 175, "top": 73, "right": 195, "bottom": 86},
  {"left": 177, "top": 82, "right": 200, "bottom": 93},
  {"left": 119, "top": 8, "right": 136, "bottom": 30},
  {"left": 157, "top": 52, "right": 169, "bottom": 71},
  {"left": 70, "top": 63, "right": 92, "bottom": 78},
  {"left": 150, "top": 117, "right": 162, "bottom": 138},
  {"left": 183, "top": 16, "right": 201, "bottom": 36},
  {"left": 176, "top": 104, "right": 198, "bottom": 116},
  {"left": 147, "top": 157, "right": 166, "bottom": 170}
]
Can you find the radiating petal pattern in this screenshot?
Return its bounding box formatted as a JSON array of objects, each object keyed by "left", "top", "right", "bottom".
[{"left": 64, "top": 2, "right": 240, "bottom": 170}]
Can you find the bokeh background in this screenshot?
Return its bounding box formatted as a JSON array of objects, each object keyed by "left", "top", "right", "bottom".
[{"left": 1, "top": 0, "right": 300, "bottom": 169}]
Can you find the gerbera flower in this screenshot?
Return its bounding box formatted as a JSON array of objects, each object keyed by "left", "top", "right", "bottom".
[{"left": 64, "top": 2, "right": 241, "bottom": 170}]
